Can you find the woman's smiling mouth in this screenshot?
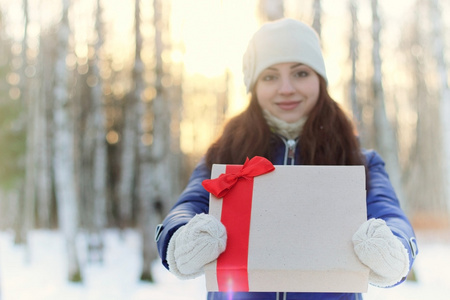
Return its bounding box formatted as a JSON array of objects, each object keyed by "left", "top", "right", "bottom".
[{"left": 277, "top": 101, "right": 301, "bottom": 110}]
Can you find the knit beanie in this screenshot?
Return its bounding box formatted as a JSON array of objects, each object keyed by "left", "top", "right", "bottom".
[{"left": 243, "top": 18, "right": 327, "bottom": 93}]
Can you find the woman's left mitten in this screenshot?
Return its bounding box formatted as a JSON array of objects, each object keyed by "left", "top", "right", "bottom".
[
  {"left": 167, "top": 213, "right": 227, "bottom": 279},
  {"left": 352, "top": 218, "right": 409, "bottom": 287}
]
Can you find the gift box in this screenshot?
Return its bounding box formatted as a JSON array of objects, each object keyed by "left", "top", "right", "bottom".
[{"left": 202, "top": 157, "right": 369, "bottom": 293}]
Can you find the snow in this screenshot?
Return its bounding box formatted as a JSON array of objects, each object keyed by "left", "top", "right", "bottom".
[{"left": 0, "top": 229, "right": 449, "bottom": 300}]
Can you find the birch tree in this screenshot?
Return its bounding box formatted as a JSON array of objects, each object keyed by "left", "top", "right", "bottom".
[
  {"left": 21, "top": 0, "right": 36, "bottom": 254},
  {"left": 348, "top": 0, "right": 364, "bottom": 140},
  {"left": 137, "top": 0, "right": 172, "bottom": 281},
  {"left": 52, "top": 0, "right": 82, "bottom": 282},
  {"left": 38, "top": 26, "right": 59, "bottom": 229},
  {"left": 23, "top": 0, "right": 51, "bottom": 237},
  {"left": 35, "top": 11, "right": 52, "bottom": 229},
  {"left": 370, "top": 0, "right": 406, "bottom": 208},
  {"left": 258, "top": 0, "right": 284, "bottom": 22},
  {"left": 92, "top": 0, "right": 108, "bottom": 254},
  {"left": 403, "top": 1, "right": 444, "bottom": 217},
  {"left": 429, "top": 0, "right": 450, "bottom": 211},
  {"left": 81, "top": 0, "right": 108, "bottom": 261},
  {"left": 117, "top": 0, "right": 141, "bottom": 229},
  {"left": 312, "top": 0, "right": 322, "bottom": 37}
]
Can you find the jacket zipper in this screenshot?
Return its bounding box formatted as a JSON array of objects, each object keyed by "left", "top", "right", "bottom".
[
  {"left": 281, "top": 137, "right": 294, "bottom": 300},
  {"left": 276, "top": 292, "right": 287, "bottom": 300},
  {"left": 281, "top": 136, "right": 298, "bottom": 165}
]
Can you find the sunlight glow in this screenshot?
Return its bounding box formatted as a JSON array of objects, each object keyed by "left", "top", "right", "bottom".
[
  {"left": 0, "top": 0, "right": 432, "bottom": 160},
  {"left": 171, "top": 0, "right": 259, "bottom": 155},
  {"left": 106, "top": 130, "right": 120, "bottom": 144},
  {"left": 171, "top": 0, "right": 257, "bottom": 78}
]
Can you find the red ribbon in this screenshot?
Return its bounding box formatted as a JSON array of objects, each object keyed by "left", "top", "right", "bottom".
[
  {"left": 202, "top": 156, "right": 275, "bottom": 199},
  {"left": 202, "top": 156, "right": 275, "bottom": 292}
]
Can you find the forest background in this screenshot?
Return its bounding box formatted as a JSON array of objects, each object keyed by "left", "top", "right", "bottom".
[{"left": 0, "top": 0, "right": 449, "bottom": 290}]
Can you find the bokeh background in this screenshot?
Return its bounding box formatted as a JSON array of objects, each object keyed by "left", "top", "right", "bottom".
[{"left": 0, "top": 0, "right": 449, "bottom": 299}]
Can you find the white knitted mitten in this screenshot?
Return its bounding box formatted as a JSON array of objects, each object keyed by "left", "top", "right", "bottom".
[
  {"left": 167, "top": 213, "right": 227, "bottom": 279},
  {"left": 352, "top": 218, "right": 410, "bottom": 287}
]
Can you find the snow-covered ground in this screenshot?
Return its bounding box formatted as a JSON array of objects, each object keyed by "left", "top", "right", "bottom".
[{"left": 0, "top": 229, "right": 449, "bottom": 300}]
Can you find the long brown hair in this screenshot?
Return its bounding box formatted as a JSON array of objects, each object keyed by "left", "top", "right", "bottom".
[{"left": 205, "top": 76, "right": 365, "bottom": 169}]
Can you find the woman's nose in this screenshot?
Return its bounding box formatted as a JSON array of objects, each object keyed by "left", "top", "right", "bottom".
[{"left": 278, "top": 78, "right": 295, "bottom": 95}]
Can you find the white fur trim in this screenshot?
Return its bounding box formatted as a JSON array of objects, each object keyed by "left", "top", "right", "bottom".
[{"left": 353, "top": 218, "right": 410, "bottom": 287}]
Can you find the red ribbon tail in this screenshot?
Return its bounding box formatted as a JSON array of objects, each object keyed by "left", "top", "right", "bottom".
[{"left": 202, "top": 179, "right": 228, "bottom": 198}]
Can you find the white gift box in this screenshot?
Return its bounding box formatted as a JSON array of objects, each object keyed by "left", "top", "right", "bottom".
[{"left": 204, "top": 160, "right": 369, "bottom": 293}]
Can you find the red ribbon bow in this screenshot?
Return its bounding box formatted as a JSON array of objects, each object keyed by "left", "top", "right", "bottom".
[{"left": 202, "top": 156, "right": 275, "bottom": 198}]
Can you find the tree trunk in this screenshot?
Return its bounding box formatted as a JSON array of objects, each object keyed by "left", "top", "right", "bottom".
[
  {"left": 52, "top": 0, "right": 82, "bottom": 282},
  {"left": 138, "top": 0, "right": 171, "bottom": 282},
  {"left": 117, "top": 94, "right": 138, "bottom": 229},
  {"left": 21, "top": 0, "right": 36, "bottom": 260},
  {"left": 87, "top": 0, "right": 108, "bottom": 262},
  {"left": 312, "top": 0, "right": 322, "bottom": 37},
  {"left": 429, "top": 0, "right": 450, "bottom": 213},
  {"left": 258, "top": 0, "right": 284, "bottom": 22},
  {"left": 38, "top": 25, "right": 58, "bottom": 229},
  {"left": 402, "top": 0, "right": 444, "bottom": 216},
  {"left": 132, "top": 0, "right": 153, "bottom": 281},
  {"left": 370, "top": 0, "right": 406, "bottom": 209},
  {"left": 23, "top": 69, "right": 38, "bottom": 260},
  {"left": 117, "top": 0, "right": 141, "bottom": 230},
  {"left": 348, "top": 0, "right": 365, "bottom": 141},
  {"left": 35, "top": 57, "right": 52, "bottom": 229}
]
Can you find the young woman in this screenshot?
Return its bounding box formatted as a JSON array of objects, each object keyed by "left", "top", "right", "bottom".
[{"left": 155, "top": 18, "right": 418, "bottom": 300}]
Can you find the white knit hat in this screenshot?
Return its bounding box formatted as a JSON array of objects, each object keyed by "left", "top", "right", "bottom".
[{"left": 243, "top": 18, "right": 328, "bottom": 93}]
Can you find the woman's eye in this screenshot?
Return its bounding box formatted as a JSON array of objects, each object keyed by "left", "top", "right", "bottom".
[
  {"left": 294, "top": 71, "right": 309, "bottom": 77},
  {"left": 262, "top": 75, "right": 277, "bottom": 81}
]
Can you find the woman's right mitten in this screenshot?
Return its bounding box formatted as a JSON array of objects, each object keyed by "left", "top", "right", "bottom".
[{"left": 166, "top": 213, "right": 227, "bottom": 279}]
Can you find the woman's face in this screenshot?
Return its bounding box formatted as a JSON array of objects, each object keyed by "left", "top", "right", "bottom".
[{"left": 255, "top": 62, "right": 320, "bottom": 123}]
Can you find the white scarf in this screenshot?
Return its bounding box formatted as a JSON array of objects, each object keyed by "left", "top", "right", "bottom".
[{"left": 263, "top": 109, "right": 307, "bottom": 140}]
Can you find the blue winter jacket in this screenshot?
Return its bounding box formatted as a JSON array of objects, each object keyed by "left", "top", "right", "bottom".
[{"left": 156, "top": 136, "right": 418, "bottom": 300}]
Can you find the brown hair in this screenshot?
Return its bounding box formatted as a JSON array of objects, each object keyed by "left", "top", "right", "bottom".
[{"left": 205, "top": 76, "right": 366, "bottom": 169}]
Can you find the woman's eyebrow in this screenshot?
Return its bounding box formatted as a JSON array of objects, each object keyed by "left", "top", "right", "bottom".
[{"left": 291, "top": 63, "right": 304, "bottom": 69}]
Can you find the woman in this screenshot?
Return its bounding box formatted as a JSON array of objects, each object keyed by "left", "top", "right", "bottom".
[{"left": 155, "top": 18, "right": 418, "bottom": 300}]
